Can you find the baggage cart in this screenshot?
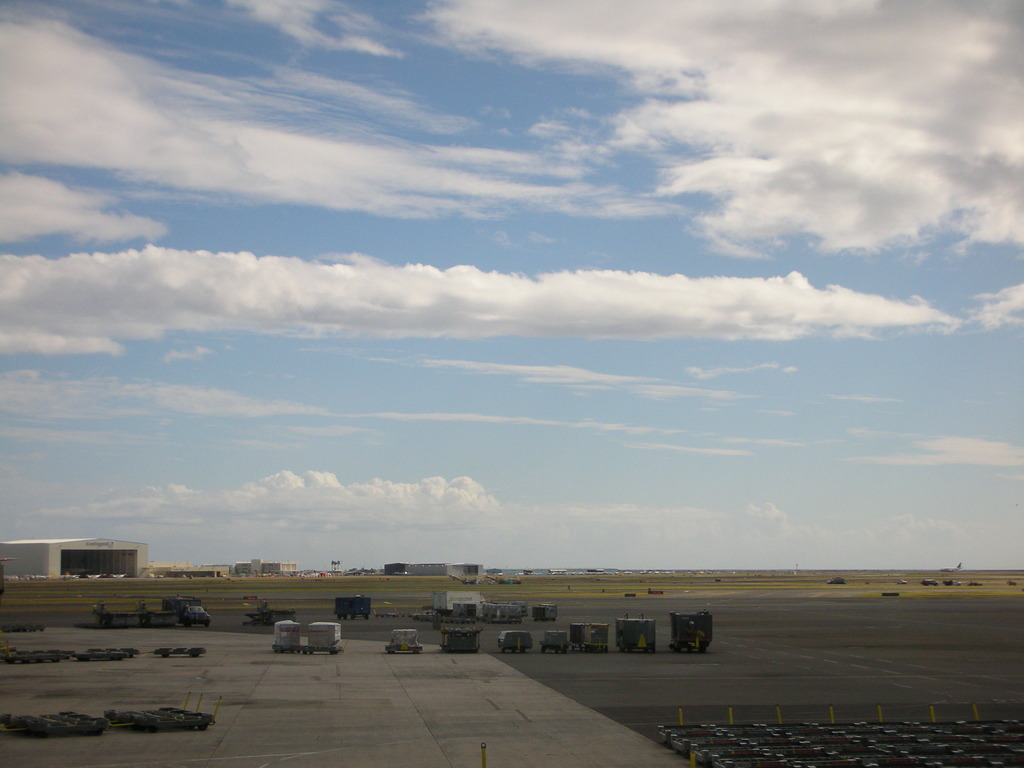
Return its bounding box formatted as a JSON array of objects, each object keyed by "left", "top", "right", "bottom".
[
  {"left": 615, "top": 617, "right": 656, "bottom": 652},
  {"left": 384, "top": 628, "right": 422, "bottom": 653},
  {"left": 440, "top": 626, "right": 481, "bottom": 653},
  {"left": 540, "top": 630, "right": 569, "bottom": 653},
  {"left": 668, "top": 609, "right": 712, "bottom": 652}
]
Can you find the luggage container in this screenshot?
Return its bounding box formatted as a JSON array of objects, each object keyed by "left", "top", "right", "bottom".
[
  {"left": 272, "top": 620, "right": 302, "bottom": 653},
  {"left": 668, "top": 609, "right": 712, "bottom": 652},
  {"left": 304, "top": 622, "right": 343, "bottom": 654},
  {"left": 479, "top": 602, "right": 523, "bottom": 623},
  {"left": 615, "top": 617, "right": 656, "bottom": 652},
  {"left": 384, "top": 628, "right": 422, "bottom": 654},
  {"left": 496, "top": 630, "right": 533, "bottom": 653},
  {"left": 540, "top": 630, "right": 569, "bottom": 653},
  {"left": 440, "top": 626, "right": 481, "bottom": 653},
  {"left": 569, "top": 622, "right": 609, "bottom": 652},
  {"left": 532, "top": 604, "right": 557, "bottom": 621}
]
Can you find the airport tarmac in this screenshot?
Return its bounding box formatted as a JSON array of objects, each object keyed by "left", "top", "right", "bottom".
[
  {"left": 0, "top": 627, "right": 680, "bottom": 768},
  {"left": 3, "top": 587, "right": 1024, "bottom": 766}
]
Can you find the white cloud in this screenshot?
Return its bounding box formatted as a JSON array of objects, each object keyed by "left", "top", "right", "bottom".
[
  {"left": 850, "top": 436, "right": 1024, "bottom": 467},
  {"left": 0, "top": 370, "right": 326, "bottom": 419},
  {"left": 687, "top": 362, "right": 796, "bottom": 379},
  {"left": 163, "top": 346, "right": 213, "bottom": 363},
  {"left": 971, "top": 282, "right": 1024, "bottom": 329},
  {"left": 226, "top": 0, "right": 403, "bottom": 56},
  {"left": 0, "top": 18, "right": 661, "bottom": 221},
  {"left": 0, "top": 246, "right": 960, "bottom": 355},
  {"left": 429, "top": 1, "right": 1024, "bottom": 253},
  {"left": 0, "top": 173, "right": 166, "bottom": 244},
  {"left": 416, "top": 358, "right": 745, "bottom": 400}
]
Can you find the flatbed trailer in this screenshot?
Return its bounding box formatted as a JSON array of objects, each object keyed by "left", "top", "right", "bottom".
[
  {"left": 153, "top": 646, "right": 206, "bottom": 658},
  {"left": 2, "top": 711, "right": 109, "bottom": 737},
  {"left": 243, "top": 599, "right": 296, "bottom": 625},
  {"left": 105, "top": 707, "right": 214, "bottom": 732},
  {"left": 4, "top": 649, "right": 72, "bottom": 663}
]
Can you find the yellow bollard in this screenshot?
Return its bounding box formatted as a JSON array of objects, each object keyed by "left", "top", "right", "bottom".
[
  {"left": 775, "top": 705, "right": 782, "bottom": 725},
  {"left": 678, "top": 707, "right": 684, "bottom": 726},
  {"left": 972, "top": 703, "right": 980, "bottom": 722},
  {"left": 876, "top": 704, "right": 884, "bottom": 723},
  {"left": 828, "top": 705, "right": 835, "bottom": 725},
  {"left": 728, "top": 706, "right": 734, "bottom": 725},
  {"left": 690, "top": 751, "right": 696, "bottom": 768},
  {"left": 929, "top": 705, "right": 936, "bottom": 723},
  {"left": 481, "top": 742, "right": 487, "bottom": 768}
]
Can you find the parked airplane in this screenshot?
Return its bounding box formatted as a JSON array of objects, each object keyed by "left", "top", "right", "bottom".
[{"left": 940, "top": 562, "right": 962, "bottom": 572}]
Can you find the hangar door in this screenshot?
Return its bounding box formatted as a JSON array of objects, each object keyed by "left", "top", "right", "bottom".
[{"left": 61, "top": 547, "right": 138, "bottom": 576}]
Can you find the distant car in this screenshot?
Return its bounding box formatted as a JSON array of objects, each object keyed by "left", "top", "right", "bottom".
[
  {"left": 921, "top": 579, "right": 939, "bottom": 586},
  {"left": 826, "top": 577, "right": 846, "bottom": 584}
]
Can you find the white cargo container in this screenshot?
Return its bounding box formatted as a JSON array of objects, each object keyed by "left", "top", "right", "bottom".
[
  {"left": 304, "top": 621, "right": 343, "bottom": 654},
  {"left": 431, "top": 590, "right": 484, "bottom": 612},
  {"left": 272, "top": 620, "right": 301, "bottom": 653}
]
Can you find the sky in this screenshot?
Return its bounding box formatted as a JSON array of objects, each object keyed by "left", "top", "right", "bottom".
[{"left": 0, "top": 0, "right": 1022, "bottom": 572}]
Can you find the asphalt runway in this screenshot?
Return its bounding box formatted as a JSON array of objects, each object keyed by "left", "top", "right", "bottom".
[{"left": 9, "top": 588, "right": 1024, "bottom": 745}]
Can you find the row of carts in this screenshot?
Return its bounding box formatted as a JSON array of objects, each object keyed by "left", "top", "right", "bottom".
[
  {"left": 659, "top": 721, "right": 1024, "bottom": 767},
  {"left": 380, "top": 610, "right": 713, "bottom": 655},
  {"left": 4, "top": 646, "right": 205, "bottom": 663},
  {"left": 2, "top": 708, "right": 215, "bottom": 737}
]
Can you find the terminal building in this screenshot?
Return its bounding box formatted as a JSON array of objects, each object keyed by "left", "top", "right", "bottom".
[{"left": 0, "top": 538, "right": 149, "bottom": 578}]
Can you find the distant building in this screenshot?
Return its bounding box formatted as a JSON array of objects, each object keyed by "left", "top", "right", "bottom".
[
  {"left": 234, "top": 559, "right": 298, "bottom": 576},
  {"left": 0, "top": 538, "right": 148, "bottom": 578},
  {"left": 145, "top": 562, "right": 230, "bottom": 578},
  {"left": 384, "top": 562, "right": 482, "bottom": 578}
]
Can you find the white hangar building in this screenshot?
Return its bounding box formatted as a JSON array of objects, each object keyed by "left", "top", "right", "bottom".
[{"left": 0, "top": 538, "right": 149, "bottom": 578}]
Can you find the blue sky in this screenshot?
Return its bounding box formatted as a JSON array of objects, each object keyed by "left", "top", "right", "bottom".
[{"left": 1, "top": 0, "right": 1021, "bottom": 571}]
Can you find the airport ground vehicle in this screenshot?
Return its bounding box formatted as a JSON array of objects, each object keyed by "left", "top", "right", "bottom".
[
  {"left": 531, "top": 604, "right": 557, "bottom": 621},
  {"left": 668, "top": 609, "right": 712, "bottom": 652},
  {"left": 334, "top": 595, "right": 372, "bottom": 620},
  {"left": 161, "top": 596, "right": 211, "bottom": 627},
  {"left": 615, "top": 617, "right": 656, "bottom": 652},
  {"left": 539, "top": 630, "right": 569, "bottom": 653},
  {"left": 243, "top": 599, "right": 295, "bottom": 625},
  {"left": 440, "top": 626, "right": 481, "bottom": 653},
  {"left": 385, "top": 628, "right": 422, "bottom": 654},
  {"left": 569, "top": 622, "right": 609, "bottom": 652},
  {"left": 496, "top": 630, "right": 532, "bottom": 653}
]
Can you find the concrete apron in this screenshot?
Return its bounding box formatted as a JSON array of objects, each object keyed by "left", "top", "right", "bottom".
[{"left": 0, "top": 627, "right": 681, "bottom": 768}]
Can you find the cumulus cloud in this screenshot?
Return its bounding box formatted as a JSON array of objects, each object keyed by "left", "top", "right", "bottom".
[
  {"left": 0, "top": 173, "right": 165, "bottom": 244},
  {"left": 0, "top": 246, "right": 959, "bottom": 355},
  {"left": 429, "top": 0, "right": 1024, "bottom": 253}
]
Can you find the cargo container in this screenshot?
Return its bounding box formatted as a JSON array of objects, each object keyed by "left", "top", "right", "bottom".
[
  {"left": 272, "top": 620, "right": 302, "bottom": 653},
  {"left": 384, "top": 628, "right": 422, "bottom": 654},
  {"left": 615, "top": 617, "right": 656, "bottom": 652},
  {"left": 334, "top": 595, "right": 372, "bottom": 620},
  {"left": 432, "top": 591, "right": 484, "bottom": 614},
  {"left": 532, "top": 603, "right": 557, "bottom": 621},
  {"left": 668, "top": 609, "right": 712, "bottom": 652},
  {"left": 480, "top": 602, "right": 525, "bottom": 623},
  {"left": 569, "top": 622, "right": 609, "bottom": 652},
  {"left": 540, "top": 630, "right": 569, "bottom": 653},
  {"left": 497, "top": 630, "right": 533, "bottom": 653},
  {"left": 440, "top": 626, "right": 481, "bottom": 653},
  {"left": 304, "top": 622, "right": 343, "bottom": 654}
]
